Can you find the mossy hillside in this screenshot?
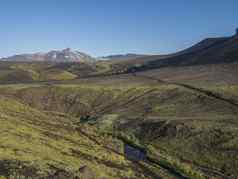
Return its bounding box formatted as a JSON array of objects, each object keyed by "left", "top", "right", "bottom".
[
  {"left": 1, "top": 83, "right": 238, "bottom": 178},
  {"left": 0, "top": 62, "right": 100, "bottom": 83},
  {"left": 134, "top": 115, "right": 238, "bottom": 178},
  {"left": 10, "top": 64, "right": 41, "bottom": 81},
  {"left": 207, "top": 85, "right": 238, "bottom": 101},
  {"left": 0, "top": 96, "right": 152, "bottom": 178},
  {"left": 0, "top": 70, "right": 38, "bottom": 82},
  {"left": 10, "top": 63, "right": 78, "bottom": 81},
  {"left": 112, "top": 114, "right": 238, "bottom": 178},
  {"left": 42, "top": 69, "right": 77, "bottom": 81},
  {"left": 2, "top": 84, "right": 236, "bottom": 119},
  {"left": 88, "top": 117, "right": 206, "bottom": 179}
]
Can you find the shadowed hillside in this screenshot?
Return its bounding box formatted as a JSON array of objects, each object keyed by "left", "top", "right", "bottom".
[{"left": 107, "top": 32, "right": 238, "bottom": 77}]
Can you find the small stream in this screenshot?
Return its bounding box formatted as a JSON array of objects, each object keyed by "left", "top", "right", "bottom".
[{"left": 124, "top": 143, "right": 189, "bottom": 179}]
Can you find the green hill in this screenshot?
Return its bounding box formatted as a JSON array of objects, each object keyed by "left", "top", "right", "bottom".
[{"left": 0, "top": 82, "right": 237, "bottom": 178}]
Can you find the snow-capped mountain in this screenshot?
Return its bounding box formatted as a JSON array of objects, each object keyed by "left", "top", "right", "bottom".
[{"left": 1, "top": 48, "right": 96, "bottom": 63}]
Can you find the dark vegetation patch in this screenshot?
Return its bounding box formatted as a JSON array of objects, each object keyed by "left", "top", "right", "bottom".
[{"left": 0, "top": 160, "right": 39, "bottom": 178}]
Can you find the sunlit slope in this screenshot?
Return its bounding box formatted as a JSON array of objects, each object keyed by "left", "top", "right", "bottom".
[
  {"left": 0, "top": 62, "right": 107, "bottom": 83},
  {"left": 0, "top": 84, "right": 237, "bottom": 178},
  {"left": 0, "top": 95, "right": 158, "bottom": 179}
]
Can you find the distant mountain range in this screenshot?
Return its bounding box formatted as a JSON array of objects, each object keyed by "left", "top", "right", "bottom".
[
  {"left": 1, "top": 48, "right": 96, "bottom": 63},
  {"left": 1, "top": 29, "right": 238, "bottom": 67},
  {"left": 100, "top": 54, "right": 148, "bottom": 61},
  {"left": 1, "top": 49, "right": 150, "bottom": 63}
]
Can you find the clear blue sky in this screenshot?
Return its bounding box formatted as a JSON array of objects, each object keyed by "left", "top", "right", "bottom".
[{"left": 1, "top": 0, "right": 237, "bottom": 57}]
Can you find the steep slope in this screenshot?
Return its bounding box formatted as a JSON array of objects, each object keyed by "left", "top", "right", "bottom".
[
  {"left": 0, "top": 94, "right": 161, "bottom": 179},
  {"left": 132, "top": 35, "right": 237, "bottom": 72},
  {"left": 169, "top": 37, "right": 230, "bottom": 57},
  {"left": 104, "top": 31, "right": 238, "bottom": 74}
]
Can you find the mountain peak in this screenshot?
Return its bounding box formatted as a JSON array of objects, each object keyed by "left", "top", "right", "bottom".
[
  {"left": 62, "top": 48, "right": 71, "bottom": 52},
  {"left": 1, "top": 49, "right": 96, "bottom": 63}
]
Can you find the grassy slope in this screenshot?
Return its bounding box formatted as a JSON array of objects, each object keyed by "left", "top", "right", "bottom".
[
  {"left": 0, "top": 95, "right": 163, "bottom": 179},
  {"left": 0, "top": 81, "right": 237, "bottom": 178},
  {"left": 135, "top": 62, "right": 238, "bottom": 86},
  {"left": 0, "top": 62, "right": 103, "bottom": 83},
  {"left": 0, "top": 57, "right": 238, "bottom": 178}
]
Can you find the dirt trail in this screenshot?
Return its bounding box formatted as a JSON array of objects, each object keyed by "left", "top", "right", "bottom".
[
  {"left": 174, "top": 82, "right": 238, "bottom": 108},
  {"left": 135, "top": 74, "right": 238, "bottom": 110}
]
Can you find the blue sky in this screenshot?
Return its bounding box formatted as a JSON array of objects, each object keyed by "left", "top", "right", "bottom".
[{"left": 0, "top": 0, "right": 237, "bottom": 57}]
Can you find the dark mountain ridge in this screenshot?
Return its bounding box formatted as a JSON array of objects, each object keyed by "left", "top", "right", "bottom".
[
  {"left": 124, "top": 30, "right": 238, "bottom": 73},
  {"left": 101, "top": 53, "right": 148, "bottom": 61}
]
